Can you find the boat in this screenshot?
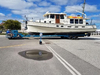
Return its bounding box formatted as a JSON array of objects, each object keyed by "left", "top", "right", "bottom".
[{"left": 24, "top": 1, "right": 96, "bottom": 35}]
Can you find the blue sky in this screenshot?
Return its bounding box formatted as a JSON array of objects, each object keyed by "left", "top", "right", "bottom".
[{"left": 0, "top": 0, "right": 100, "bottom": 29}]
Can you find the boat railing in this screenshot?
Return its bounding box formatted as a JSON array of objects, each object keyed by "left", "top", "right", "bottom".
[{"left": 86, "top": 23, "right": 95, "bottom": 25}]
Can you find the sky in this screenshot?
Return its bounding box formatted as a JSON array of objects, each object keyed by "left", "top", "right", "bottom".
[{"left": 0, "top": 0, "right": 100, "bottom": 29}]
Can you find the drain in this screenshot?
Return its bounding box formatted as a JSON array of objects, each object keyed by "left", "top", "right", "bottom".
[{"left": 18, "top": 49, "right": 53, "bottom": 60}]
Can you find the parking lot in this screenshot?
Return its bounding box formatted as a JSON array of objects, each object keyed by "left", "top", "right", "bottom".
[{"left": 0, "top": 35, "right": 100, "bottom": 75}]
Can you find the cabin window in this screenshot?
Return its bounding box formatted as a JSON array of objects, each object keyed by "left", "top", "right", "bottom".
[
  {"left": 50, "top": 14, "right": 54, "bottom": 19},
  {"left": 56, "top": 15, "right": 59, "bottom": 19},
  {"left": 60, "top": 15, "right": 64, "bottom": 19},
  {"left": 47, "top": 15, "right": 49, "bottom": 18},
  {"left": 70, "top": 19, "right": 74, "bottom": 24},
  {"left": 49, "top": 21, "right": 51, "bottom": 23},
  {"left": 75, "top": 19, "right": 78, "bottom": 24},
  {"left": 61, "top": 25, "right": 63, "bottom": 27},
  {"left": 79, "top": 19, "right": 83, "bottom": 24},
  {"left": 56, "top": 25, "right": 59, "bottom": 27}
]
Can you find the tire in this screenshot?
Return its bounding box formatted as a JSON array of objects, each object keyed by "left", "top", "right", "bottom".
[
  {"left": 88, "top": 33, "right": 90, "bottom": 37},
  {"left": 61, "top": 36, "right": 64, "bottom": 39}
]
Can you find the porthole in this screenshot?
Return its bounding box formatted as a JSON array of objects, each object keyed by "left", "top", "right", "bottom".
[
  {"left": 61, "top": 26, "right": 63, "bottom": 27},
  {"left": 44, "top": 21, "right": 46, "bottom": 23},
  {"left": 49, "top": 21, "right": 51, "bottom": 23},
  {"left": 56, "top": 25, "right": 59, "bottom": 27}
]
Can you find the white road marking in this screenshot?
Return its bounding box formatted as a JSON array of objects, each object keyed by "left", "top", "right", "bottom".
[{"left": 43, "top": 41, "right": 81, "bottom": 75}]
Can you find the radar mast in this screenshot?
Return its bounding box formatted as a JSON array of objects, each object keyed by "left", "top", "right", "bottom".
[{"left": 82, "top": 0, "right": 86, "bottom": 17}]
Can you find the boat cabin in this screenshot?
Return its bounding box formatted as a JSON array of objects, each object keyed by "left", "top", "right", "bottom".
[
  {"left": 67, "top": 16, "right": 84, "bottom": 25},
  {"left": 43, "top": 12, "right": 86, "bottom": 25},
  {"left": 43, "top": 12, "right": 66, "bottom": 24}
]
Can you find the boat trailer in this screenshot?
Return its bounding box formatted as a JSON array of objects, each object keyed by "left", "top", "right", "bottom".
[{"left": 6, "top": 30, "right": 90, "bottom": 40}]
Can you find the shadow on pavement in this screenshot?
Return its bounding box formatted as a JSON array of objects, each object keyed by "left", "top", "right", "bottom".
[
  {"left": 78, "top": 37, "right": 100, "bottom": 40},
  {"left": 8, "top": 38, "right": 29, "bottom": 40},
  {"left": 18, "top": 49, "right": 53, "bottom": 61}
]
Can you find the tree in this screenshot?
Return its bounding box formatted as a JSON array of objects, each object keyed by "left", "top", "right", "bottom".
[
  {"left": 0, "top": 23, "right": 4, "bottom": 31},
  {"left": 3, "top": 19, "right": 21, "bottom": 30},
  {"left": 0, "top": 25, "right": 4, "bottom": 31}
]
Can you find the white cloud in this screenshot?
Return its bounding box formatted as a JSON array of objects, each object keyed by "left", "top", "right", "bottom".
[
  {"left": 85, "top": 4, "right": 99, "bottom": 12},
  {"left": 7, "top": 14, "right": 12, "bottom": 17},
  {"left": 93, "top": 20, "right": 100, "bottom": 23},
  {"left": 70, "top": 14, "right": 77, "bottom": 16},
  {"left": 27, "top": 0, "right": 41, "bottom": 2},
  {"left": 87, "top": 19, "right": 100, "bottom": 24},
  {"left": 0, "top": 0, "right": 36, "bottom": 10},
  {"left": 49, "top": 0, "right": 82, "bottom": 5},
  {"left": 12, "top": 5, "right": 61, "bottom": 20},
  {"left": 0, "top": 13, "right": 5, "bottom": 16},
  {"left": 0, "top": 16, "right": 23, "bottom": 23},
  {"left": 88, "top": 14, "right": 100, "bottom": 18},
  {"left": 0, "top": 13, "right": 22, "bottom": 23},
  {"left": 49, "top": 0, "right": 68, "bottom": 5},
  {"left": 65, "top": 4, "right": 100, "bottom": 13},
  {"left": 68, "top": 0, "right": 82, "bottom": 5},
  {"left": 38, "top": 1, "right": 51, "bottom": 6}
]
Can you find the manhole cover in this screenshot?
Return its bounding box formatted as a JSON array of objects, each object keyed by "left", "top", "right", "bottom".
[{"left": 18, "top": 49, "right": 53, "bottom": 60}]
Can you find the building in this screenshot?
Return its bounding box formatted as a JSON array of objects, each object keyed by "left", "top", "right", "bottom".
[
  {"left": 0, "top": 23, "right": 4, "bottom": 26},
  {"left": 91, "top": 29, "right": 100, "bottom": 35}
]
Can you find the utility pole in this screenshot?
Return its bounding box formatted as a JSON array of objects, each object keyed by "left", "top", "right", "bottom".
[
  {"left": 24, "top": 15, "right": 28, "bottom": 30},
  {"left": 91, "top": 19, "right": 92, "bottom": 25},
  {"left": 82, "top": 0, "right": 86, "bottom": 17}
]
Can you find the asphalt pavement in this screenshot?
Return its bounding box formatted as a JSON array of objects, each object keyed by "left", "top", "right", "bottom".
[{"left": 0, "top": 35, "right": 100, "bottom": 75}]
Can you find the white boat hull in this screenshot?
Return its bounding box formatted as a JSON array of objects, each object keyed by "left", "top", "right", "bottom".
[{"left": 26, "top": 22, "right": 96, "bottom": 34}]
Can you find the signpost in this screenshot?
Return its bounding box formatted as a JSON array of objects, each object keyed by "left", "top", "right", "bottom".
[{"left": 39, "top": 33, "right": 42, "bottom": 44}]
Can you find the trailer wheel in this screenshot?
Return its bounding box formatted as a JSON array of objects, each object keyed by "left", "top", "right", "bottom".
[
  {"left": 19, "top": 35, "right": 22, "bottom": 38},
  {"left": 87, "top": 33, "right": 90, "bottom": 37},
  {"left": 61, "top": 36, "right": 64, "bottom": 39}
]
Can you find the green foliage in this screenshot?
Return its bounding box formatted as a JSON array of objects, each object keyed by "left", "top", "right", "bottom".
[
  {"left": 0, "top": 25, "right": 3, "bottom": 29},
  {"left": 0, "top": 25, "right": 4, "bottom": 31},
  {"left": 3, "top": 19, "right": 21, "bottom": 30}
]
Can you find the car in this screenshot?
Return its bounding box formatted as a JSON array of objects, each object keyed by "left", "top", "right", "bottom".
[{"left": 0, "top": 31, "right": 2, "bottom": 33}]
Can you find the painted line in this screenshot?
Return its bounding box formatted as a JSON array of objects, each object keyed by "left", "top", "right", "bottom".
[
  {"left": 0, "top": 44, "right": 26, "bottom": 49},
  {"left": 46, "top": 46, "right": 77, "bottom": 75},
  {"left": 47, "top": 46, "right": 81, "bottom": 75},
  {"left": 43, "top": 40, "right": 81, "bottom": 75}
]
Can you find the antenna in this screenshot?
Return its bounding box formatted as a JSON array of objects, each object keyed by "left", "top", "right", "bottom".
[
  {"left": 24, "top": 15, "right": 28, "bottom": 21},
  {"left": 82, "top": 0, "right": 86, "bottom": 17},
  {"left": 76, "top": 10, "right": 87, "bottom": 18}
]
